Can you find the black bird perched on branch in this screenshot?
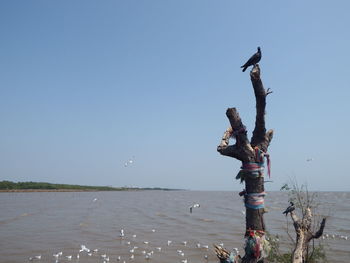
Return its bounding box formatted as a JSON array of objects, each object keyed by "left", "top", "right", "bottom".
[
  {"left": 241, "top": 47, "right": 261, "bottom": 72},
  {"left": 283, "top": 201, "right": 295, "bottom": 216}
]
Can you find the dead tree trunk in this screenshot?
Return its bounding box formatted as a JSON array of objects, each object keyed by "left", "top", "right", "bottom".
[
  {"left": 216, "top": 64, "right": 273, "bottom": 263},
  {"left": 290, "top": 208, "right": 326, "bottom": 263}
]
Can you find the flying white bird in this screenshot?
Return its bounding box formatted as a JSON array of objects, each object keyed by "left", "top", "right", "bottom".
[
  {"left": 189, "top": 203, "right": 200, "bottom": 213},
  {"left": 124, "top": 156, "right": 135, "bottom": 167},
  {"left": 80, "top": 245, "right": 90, "bottom": 252}
]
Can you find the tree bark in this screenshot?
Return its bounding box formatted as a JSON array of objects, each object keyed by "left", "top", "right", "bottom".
[{"left": 217, "top": 64, "right": 273, "bottom": 263}]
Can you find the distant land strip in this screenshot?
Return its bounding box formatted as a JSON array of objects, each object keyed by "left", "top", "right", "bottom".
[{"left": 0, "top": 181, "right": 181, "bottom": 192}]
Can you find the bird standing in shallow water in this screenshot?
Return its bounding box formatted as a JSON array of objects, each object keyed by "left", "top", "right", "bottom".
[{"left": 241, "top": 47, "right": 261, "bottom": 72}]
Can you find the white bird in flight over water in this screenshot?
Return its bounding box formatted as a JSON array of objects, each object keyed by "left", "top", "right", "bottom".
[
  {"left": 189, "top": 203, "right": 200, "bottom": 213},
  {"left": 124, "top": 156, "right": 135, "bottom": 167}
]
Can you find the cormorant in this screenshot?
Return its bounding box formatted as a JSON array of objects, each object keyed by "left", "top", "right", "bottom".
[
  {"left": 283, "top": 201, "right": 295, "bottom": 216},
  {"left": 241, "top": 47, "right": 261, "bottom": 72}
]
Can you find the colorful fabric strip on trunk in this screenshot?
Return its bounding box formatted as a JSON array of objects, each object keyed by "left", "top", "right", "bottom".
[
  {"left": 240, "top": 148, "right": 271, "bottom": 178},
  {"left": 244, "top": 192, "right": 266, "bottom": 209}
]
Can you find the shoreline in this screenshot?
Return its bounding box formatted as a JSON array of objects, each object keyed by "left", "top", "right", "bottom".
[
  {"left": 0, "top": 189, "right": 117, "bottom": 192},
  {"left": 0, "top": 188, "right": 182, "bottom": 193}
]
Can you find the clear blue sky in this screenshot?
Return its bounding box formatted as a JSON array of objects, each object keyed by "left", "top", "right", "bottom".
[{"left": 1, "top": 1, "right": 349, "bottom": 191}]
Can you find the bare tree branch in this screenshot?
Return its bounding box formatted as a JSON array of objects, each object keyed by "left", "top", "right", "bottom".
[
  {"left": 311, "top": 218, "right": 326, "bottom": 240},
  {"left": 250, "top": 64, "right": 269, "bottom": 148}
]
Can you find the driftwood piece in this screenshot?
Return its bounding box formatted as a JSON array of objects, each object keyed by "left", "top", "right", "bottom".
[
  {"left": 217, "top": 64, "right": 273, "bottom": 263},
  {"left": 290, "top": 208, "right": 326, "bottom": 263}
]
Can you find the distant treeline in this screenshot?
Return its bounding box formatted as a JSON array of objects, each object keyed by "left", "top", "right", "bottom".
[{"left": 0, "top": 181, "right": 178, "bottom": 191}]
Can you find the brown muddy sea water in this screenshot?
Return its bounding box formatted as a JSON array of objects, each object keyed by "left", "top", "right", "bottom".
[{"left": 0, "top": 191, "right": 349, "bottom": 263}]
